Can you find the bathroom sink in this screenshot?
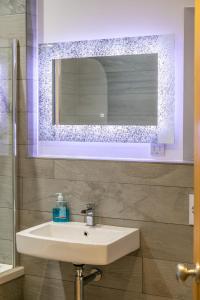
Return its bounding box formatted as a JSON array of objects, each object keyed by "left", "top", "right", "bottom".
[{"left": 16, "top": 222, "right": 140, "bottom": 265}]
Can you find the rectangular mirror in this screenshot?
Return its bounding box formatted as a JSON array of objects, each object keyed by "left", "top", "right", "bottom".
[{"left": 53, "top": 54, "right": 158, "bottom": 126}]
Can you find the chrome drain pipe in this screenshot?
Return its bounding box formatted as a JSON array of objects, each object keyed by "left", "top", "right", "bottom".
[{"left": 74, "top": 265, "right": 102, "bottom": 300}]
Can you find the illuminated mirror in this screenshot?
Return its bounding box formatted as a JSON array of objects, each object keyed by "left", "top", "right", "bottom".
[{"left": 39, "top": 35, "right": 174, "bottom": 144}]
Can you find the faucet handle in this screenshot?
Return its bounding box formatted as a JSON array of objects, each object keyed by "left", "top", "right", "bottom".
[
  {"left": 81, "top": 209, "right": 87, "bottom": 214},
  {"left": 81, "top": 203, "right": 95, "bottom": 214},
  {"left": 81, "top": 203, "right": 96, "bottom": 226}
]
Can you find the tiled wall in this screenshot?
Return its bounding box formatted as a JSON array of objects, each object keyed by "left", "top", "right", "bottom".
[
  {"left": 0, "top": 277, "right": 23, "bottom": 300},
  {"left": 18, "top": 158, "right": 194, "bottom": 300},
  {"left": 0, "top": 1, "right": 194, "bottom": 300}
]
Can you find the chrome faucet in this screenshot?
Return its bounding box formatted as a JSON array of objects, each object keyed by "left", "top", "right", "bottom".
[{"left": 81, "top": 203, "right": 95, "bottom": 226}]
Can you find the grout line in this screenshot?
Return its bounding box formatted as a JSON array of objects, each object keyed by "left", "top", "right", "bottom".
[
  {"left": 142, "top": 256, "right": 193, "bottom": 265},
  {"left": 0, "top": 237, "right": 13, "bottom": 242},
  {"left": 19, "top": 175, "right": 194, "bottom": 189},
  {"left": 0, "top": 207, "right": 14, "bottom": 210},
  {"left": 94, "top": 215, "right": 193, "bottom": 227},
  {"left": 141, "top": 291, "right": 174, "bottom": 299},
  {"left": 0, "top": 13, "right": 26, "bottom": 17}
]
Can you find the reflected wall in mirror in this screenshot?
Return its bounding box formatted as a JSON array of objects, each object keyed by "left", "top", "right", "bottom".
[
  {"left": 39, "top": 35, "right": 174, "bottom": 143},
  {"left": 53, "top": 54, "right": 158, "bottom": 126}
]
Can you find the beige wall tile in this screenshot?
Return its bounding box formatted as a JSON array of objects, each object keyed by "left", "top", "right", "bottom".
[
  {"left": 17, "top": 145, "right": 28, "bottom": 158},
  {"left": 19, "top": 210, "right": 51, "bottom": 230},
  {"left": 86, "top": 285, "right": 173, "bottom": 300},
  {"left": 0, "top": 14, "right": 26, "bottom": 46},
  {"left": 0, "top": 239, "right": 12, "bottom": 264},
  {"left": 54, "top": 160, "right": 193, "bottom": 187},
  {"left": 0, "top": 208, "right": 13, "bottom": 239},
  {"left": 22, "top": 178, "right": 191, "bottom": 225},
  {"left": 0, "top": 48, "right": 12, "bottom": 80},
  {"left": 0, "top": 277, "right": 23, "bottom": 300},
  {"left": 93, "top": 255, "right": 142, "bottom": 292},
  {"left": 0, "top": 156, "right": 12, "bottom": 176},
  {"left": 19, "top": 158, "right": 54, "bottom": 179},
  {"left": 0, "top": 0, "right": 25, "bottom": 16},
  {"left": 23, "top": 275, "right": 174, "bottom": 300},
  {"left": 20, "top": 255, "right": 142, "bottom": 293},
  {"left": 0, "top": 112, "right": 13, "bottom": 145},
  {"left": 0, "top": 80, "right": 12, "bottom": 109},
  {"left": 20, "top": 255, "right": 73, "bottom": 281},
  {"left": 17, "top": 177, "right": 23, "bottom": 210},
  {"left": 24, "top": 275, "right": 166, "bottom": 300},
  {"left": 23, "top": 275, "right": 73, "bottom": 300},
  {"left": 139, "top": 222, "right": 193, "bottom": 263},
  {"left": 0, "top": 175, "right": 12, "bottom": 208},
  {"left": 143, "top": 258, "right": 192, "bottom": 299},
  {"left": 17, "top": 112, "right": 28, "bottom": 145}
]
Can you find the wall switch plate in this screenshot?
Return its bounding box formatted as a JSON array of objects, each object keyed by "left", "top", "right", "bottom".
[
  {"left": 150, "top": 143, "right": 165, "bottom": 156},
  {"left": 189, "top": 194, "right": 194, "bottom": 225}
]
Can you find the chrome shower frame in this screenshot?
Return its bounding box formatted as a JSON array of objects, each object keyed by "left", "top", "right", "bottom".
[{"left": 11, "top": 39, "right": 18, "bottom": 268}]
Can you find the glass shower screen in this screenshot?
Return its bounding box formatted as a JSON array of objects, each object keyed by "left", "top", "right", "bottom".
[{"left": 0, "top": 39, "right": 17, "bottom": 273}]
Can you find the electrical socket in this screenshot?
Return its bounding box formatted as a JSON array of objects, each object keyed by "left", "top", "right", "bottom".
[
  {"left": 150, "top": 143, "right": 165, "bottom": 156},
  {"left": 189, "top": 194, "right": 194, "bottom": 225}
]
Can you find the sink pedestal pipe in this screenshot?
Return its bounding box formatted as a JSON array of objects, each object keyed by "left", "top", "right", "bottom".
[{"left": 74, "top": 265, "right": 102, "bottom": 300}]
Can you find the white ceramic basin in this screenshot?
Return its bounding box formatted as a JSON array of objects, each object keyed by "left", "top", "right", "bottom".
[{"left": 16, "top": 222, "right": 140, "bottom": 265}]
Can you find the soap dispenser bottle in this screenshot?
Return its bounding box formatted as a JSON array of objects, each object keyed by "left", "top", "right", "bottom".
[{"left": 52, "top": 193, "right": 70, "bottom": 222}]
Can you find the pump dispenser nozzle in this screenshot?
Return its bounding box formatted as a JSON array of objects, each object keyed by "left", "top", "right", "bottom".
[{"left": 56, "top": 193, "right": 64, "bottom": 202}]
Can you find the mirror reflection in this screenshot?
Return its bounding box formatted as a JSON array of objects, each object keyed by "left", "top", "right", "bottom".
[{"left": 53, "top": 54, "right": 158, "bottom": 125}]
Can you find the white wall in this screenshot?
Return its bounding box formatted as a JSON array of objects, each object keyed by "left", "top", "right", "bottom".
[
  {"left": 38, "top": 0, "right": 194, "bottom": 44},
  {"left": 37, "top": 0, "right": 195, "bottom": 161}
]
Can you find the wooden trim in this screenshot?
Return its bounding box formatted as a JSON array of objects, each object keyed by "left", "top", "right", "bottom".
[{"left": 194, "top": 0, "right": 200, "bottom": 299}]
